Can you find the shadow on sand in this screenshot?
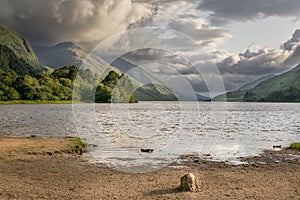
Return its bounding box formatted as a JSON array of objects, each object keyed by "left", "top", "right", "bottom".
[{"left": 146, "top": 187, "right": 179, "bottom": 196}]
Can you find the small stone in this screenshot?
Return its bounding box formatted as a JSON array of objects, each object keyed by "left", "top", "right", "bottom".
[
  {"left": 178, "top": 173, "right": 199, "bottom": 192},
  {"left": 140, "top": 149, "right": 154, "bottom": 153}
]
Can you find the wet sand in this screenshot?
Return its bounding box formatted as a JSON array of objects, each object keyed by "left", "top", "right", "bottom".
[{"left": 0, "top": 137, "right": 299, "bottom": 199}]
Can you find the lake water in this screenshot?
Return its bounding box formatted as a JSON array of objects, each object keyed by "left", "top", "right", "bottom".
[{"left": 1, "top": 102, "right": 299, "bottom": 172}]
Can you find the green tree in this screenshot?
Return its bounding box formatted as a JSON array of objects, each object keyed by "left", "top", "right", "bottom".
[
  {"left": 102, "top": 71, "right": 120, "bottom": 88},
  {"left": 95, "top": 83, "right": 112, "bottom": 103},
  {"left": 0, "top": 82, "right": 20, "bottom": 100},
  {"left": 16, "top": 75, "right": 40, "bottom": 100}
]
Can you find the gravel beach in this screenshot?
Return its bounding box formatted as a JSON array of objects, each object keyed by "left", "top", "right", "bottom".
[{"left": 0, "top": 137, "right": 299, "bottom": 199}]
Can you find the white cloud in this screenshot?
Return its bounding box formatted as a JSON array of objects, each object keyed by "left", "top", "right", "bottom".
[
  {"left": 282, "top": 29, "right": 300, "bottom": 50},
  {"left": 216, "top": 29, "right": 300, "bottom": 90}
]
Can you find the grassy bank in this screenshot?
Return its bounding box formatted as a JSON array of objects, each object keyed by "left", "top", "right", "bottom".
[
  {"left": 0, "top": 100, "right": 73, "bottom": 104},
  {"left": 0, "top": 136, "right": 86, "bottom": 159}
]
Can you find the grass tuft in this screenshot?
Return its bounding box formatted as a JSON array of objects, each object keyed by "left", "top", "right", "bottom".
[
  {"left": 290, "top": 142, "right": 300, "bottom": 150},
  {"left": 70, "top": 138, "right": 86, "bottom": 155}
]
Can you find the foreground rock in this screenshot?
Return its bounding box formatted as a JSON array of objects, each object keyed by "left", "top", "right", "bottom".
[{"left": 179, "top": 173, "right": 199, "bottom": 192}]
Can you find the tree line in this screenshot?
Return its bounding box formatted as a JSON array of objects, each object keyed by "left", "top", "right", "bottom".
[
  {"left": 243, "top": 86, "right": 300, "bottom": 102},
  {"left": 0, "top": 66, "right": 137, "bottom": 103}
]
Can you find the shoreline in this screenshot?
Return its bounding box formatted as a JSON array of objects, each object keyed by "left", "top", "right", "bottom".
[{"left": 0, "top": 136, "right": 299, "bottom": 199}]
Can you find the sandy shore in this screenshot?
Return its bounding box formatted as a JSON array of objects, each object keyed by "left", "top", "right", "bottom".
[{"left": 0, "top": 137, "right": 300, "bottom": 199}]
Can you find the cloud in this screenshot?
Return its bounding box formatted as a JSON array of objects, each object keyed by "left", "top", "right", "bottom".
[
  {"left": 113, "top": 29, "right": 300, "bottom": 93},
  {"left": 0, "top": 0, "right": 231, "bottom": 50},
  {"left": 216, "top": 29, "right": 300, "bottom": 90},
  {"left": 198, "top": 0, "right": 300, "bottom": 25},
  {"left": 131, "top": 0, "right": 232, "bottom": 47},
  {"left": 282, "top": 29, "right": 300, "bottom": 50},
  {"left": 0, "top": 0, "right": 155, "bottom": 49}
]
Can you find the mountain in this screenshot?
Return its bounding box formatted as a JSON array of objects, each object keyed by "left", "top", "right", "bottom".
[
  {"left": 112, "top": 57, "right": 186, "bottom": 101},
  {"left": 33, "top": 41, "right": 121, "bottom": 80},
  {"left": 112, "top": 57, "right": 211, "bottom": 101},
  {"left": 214, "top": 74, "right": 275, "bottom": 101},
  {"left": 244, "top": 66, "right": 300, "bottom": 102},
  {"left": 33, "top": 42, "right": 88, "bottom": 69},
  {"left": 33, "top": 41, "right": 207, "bottom": 101},
  {"left": 111, "top": 57, "right": 177, "bottom": 101},
  {"left": 214, "top": 65, "right": 300, "bottom": 102},
  {"left": 0, "top": 24, "right": 43, "bottom": 75},
  {"left": 33, "top": 42, "right": 176, "bottom": 101}
]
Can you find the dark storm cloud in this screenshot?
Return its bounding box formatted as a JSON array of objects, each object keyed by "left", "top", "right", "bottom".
[
  {"left": 198, "top": 0, "right": 300, "bottom": 25},
  {"left": 0, "top": 0, "right": 155, "bottom": 48},
  {"left": 0, "top": 0, "right": 231, "bottom": 49}
]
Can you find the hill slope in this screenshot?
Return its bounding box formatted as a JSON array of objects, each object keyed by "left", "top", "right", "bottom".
[
  {"left": 215, "top": 65, "right": 300, "bottom": 102},
  {"left": 0, "top": 25, "right": 42, "bottom": 75},
  {"left": 239, "top": 74, "right": 274, "bottom": 91},
  {"left": 244, "top": 65, "right": 300, "bottom": 102}
]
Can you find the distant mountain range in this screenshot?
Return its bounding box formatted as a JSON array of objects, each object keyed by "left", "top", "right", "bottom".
[
  {"left": 215, "top": 64, "right": 300, "bottom": 102},
  {"left": 111, "top": 57, "right": 210, "bottom": 101},
  {"left": 0, "top": 25, "right": 179, "bottom": 101},
  {"left": 32, "top": 42, "right": 178, "bottom": 101},
  {"left": 2, "top": 23, "right": 299, "bottom": 102}
]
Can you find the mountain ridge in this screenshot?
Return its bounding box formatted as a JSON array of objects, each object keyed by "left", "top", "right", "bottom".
[
  {"left": 0, "top": 24, "right": 43, "bottom": 75},
  {"left": 33, "top": 42, "right": 88, "bottom": 69},
  {"left": 0, "top": 24, "right": 40, "bottom": 67}
]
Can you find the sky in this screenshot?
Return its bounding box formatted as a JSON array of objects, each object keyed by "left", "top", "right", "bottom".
[{"left": 0, "top": 0, "right": 300, "bottom": 94}]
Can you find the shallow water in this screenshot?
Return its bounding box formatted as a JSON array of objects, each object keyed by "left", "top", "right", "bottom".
[{"left": 1, "top": 102, "right": 299, "bottom": 171}]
